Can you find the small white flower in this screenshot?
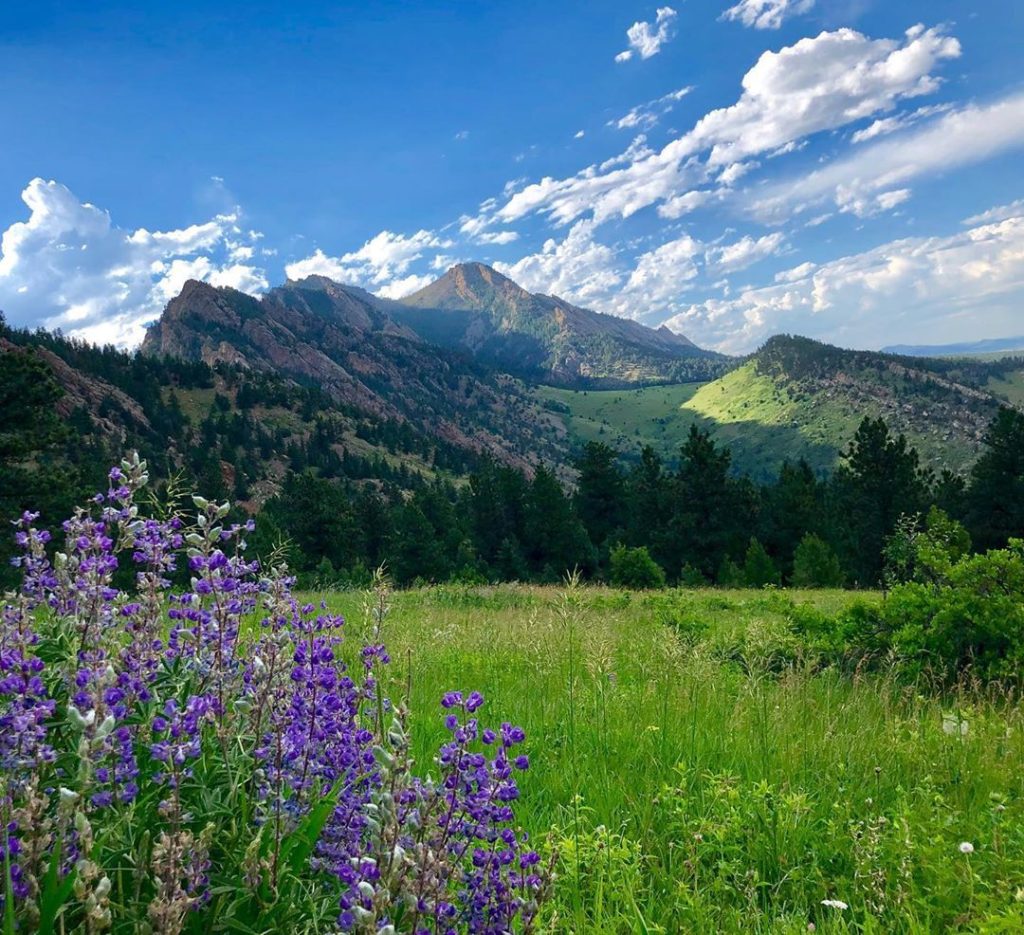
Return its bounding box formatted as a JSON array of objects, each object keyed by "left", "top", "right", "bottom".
[
  {"left": 821, "top": 899, "right": 849, "bottom": 910},
  {"left": 959, "top": 841, "right": 975, "bottom": 854}
]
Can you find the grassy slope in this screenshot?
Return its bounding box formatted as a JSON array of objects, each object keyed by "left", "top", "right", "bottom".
[
  {"left": 319, "top": 585, "right": 1024, "bottom": 933},
  {"left": 539, "top": 360, "right": 993, "bottom": 477},
  {"left": 988, "top": 367, "right": 1024, "bottom": 407},
  {"left": 535, "top": 382, "right": 706, "bottom": 459}
]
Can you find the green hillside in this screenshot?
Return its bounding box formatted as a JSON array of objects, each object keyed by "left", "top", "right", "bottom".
[
  {"left": 535, "top": 381, "right": 705, "bottom": 450},
  {"left": 537, "top": 336, "right": 1024, "bottom": 478},
  {"left": 988, "top": 367, "right": 1024, "bottom": 407},
  {"left": 535, "top": 366, "right": 845, "bottom": 478}
]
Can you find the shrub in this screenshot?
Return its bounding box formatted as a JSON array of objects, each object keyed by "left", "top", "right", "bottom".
[
  {"left": 883, "top": 507, "right": 972, "bottom": 588},
  {"left": 609, "top": 544, "right": 666, "bottom": 590},
  {"left": 0, "top": 455, "right": 545, "bottom": 932},
  {"left": 791, "top": 533, "right": 845, "bottom": 588},
  {"left": 879, "top": 539, "right": 1024, "bottom": 679}
]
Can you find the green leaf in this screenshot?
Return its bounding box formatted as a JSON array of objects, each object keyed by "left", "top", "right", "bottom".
[
  {"left": 279, "top": 787, "right": 339, "bottom": 877},
  {"left": 36, "top": 838, "right": 78, "bottom": 935}
]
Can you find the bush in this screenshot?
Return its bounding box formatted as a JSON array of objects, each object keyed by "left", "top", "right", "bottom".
[
  {"left": 879, "top": 539, "right": 1024, "bottom": 679},
  {"left": 791, "top": 533, "right": 845, "bottom": 588},
  {"left": 0, "top": 455, "right": 545, "bottom": 932},
  {"left": 609, "top": 544, "right": 666, "bottom": 590}
]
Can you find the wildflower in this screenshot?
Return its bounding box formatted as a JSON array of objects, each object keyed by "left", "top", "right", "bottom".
[
  {"left": 821, "top": 898, "right": 849, "bottom": 910},
  {"left": 959, "top": 841, "right": 975, "bottom": 854},
  {"left": 0, "top": 458, "right": 545, "bottom": 932}
]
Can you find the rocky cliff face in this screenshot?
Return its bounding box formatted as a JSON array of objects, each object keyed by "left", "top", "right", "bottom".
[
  {"left": 1, "top": 337, "right": 149, "bottom": 440},
  {"left": 141, "top": 278, "right": 566, "bottom": 470}
]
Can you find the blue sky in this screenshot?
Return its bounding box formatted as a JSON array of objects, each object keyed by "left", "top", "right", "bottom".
[{"left": 1, "top": 0, "right": 1023, "bottom": 352}]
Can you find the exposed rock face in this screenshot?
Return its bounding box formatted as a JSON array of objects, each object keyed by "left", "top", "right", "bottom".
[
  {"left": 140, "top": 278, "right": 564, "bottom": 471},
  {"left": 1, "top": 338, "right": 149, "bottom": 438},
  {"left": 396, "top": 263, "right": 727, "bottom": 386}
]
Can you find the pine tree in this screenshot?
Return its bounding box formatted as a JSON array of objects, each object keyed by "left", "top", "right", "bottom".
[
  {"left": 742, "top": 537, "right": 780, "bottom": 588},
  {"left": 967, "top": 408, "right": 1024, "bottom": 550},
  {"left": 791, "top": 533, "right": 845, "bottom": 588},
  {"left": 832, "top": 416, "right": 930, "bottom": 585},
  {"left": 574, "top": 442, "right": 626, "bottom": 557},
  {"left": 524, "top": 465, "right": 595, "bottom": 578}
]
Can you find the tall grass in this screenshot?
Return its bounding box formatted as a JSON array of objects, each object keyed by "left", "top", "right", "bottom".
[{"left": 320, "top": 585, "right": 1024, "bottom": 932}]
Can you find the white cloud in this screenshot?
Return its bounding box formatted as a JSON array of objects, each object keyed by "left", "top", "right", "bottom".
[
  {"left": 705, "top": 232, "right": 786, "bottom": 273},
  {"left": 0, "top": 178, "right": 267, "bottom": 347},
  {"left": 722, "top": 0, "right": 814, "bottom": 30},
  {"left": 658, "top": 189, "right": 716, "bottom": 218},
  {"left": 285, "top": 229, "right": 453, "bottom": 294},
  {"left": 280, "top": 249, "right": 346, "bottom": 281},
  {"left": 377, "top": 273, "right": 434, "bottom": 299},
  {"left": 499, "top": 24, "right": 960, "bottom": 227},
  {"left": 610, "top": 86, "right": 693, "bottom": 131},
  {"left": 495, "top": 226, "right": 783, "bottom": 323},
  {"left": 775, "top": 260, "right": 817, "bottom": 282},
  {"left": 752, "top": 92, "right": 1024, "bottom": 221},
  {"left": 475, "top": 231, "right": 520, "bottom": 245},
  {"left": 850, "top": 114, "right": 904, "bottom": 143},
  {"left": 599, "top": 134, "right": 655, "bottom": 171},
  {"left": 850, "top": 103, "right": 953, "bottom": 143},
  {"left": 717, "top": 161, "right": 754, "bottom": 186},
  {"left": 615, "top": 6, "right": 677, "bottom": 62},
  {"left": 454, "top": 130, "right": 470, "bottom": 141},
  {"left": 661, "top": 210, "right": 1024, "bottom": 352},
  {"left": 495, "top": 221, "right": 622, "bottom": 306},
  {"left": 963, "top": 199, "right": 1024, "bottom": 226},
  {"left": 574, "top": 130, "right": 586, "bottom": 139},
  {"left": 613, "top": 234, "right": 702, "bottom": 311}
]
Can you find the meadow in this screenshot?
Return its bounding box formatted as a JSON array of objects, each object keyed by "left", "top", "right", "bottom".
[{"left": 323, "top": 583, "right": 1024, "bottom": 933}]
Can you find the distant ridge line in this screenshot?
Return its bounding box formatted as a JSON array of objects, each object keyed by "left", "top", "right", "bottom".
[{"left": 884, "top": 336, "right": 1024, "bottom": 357}]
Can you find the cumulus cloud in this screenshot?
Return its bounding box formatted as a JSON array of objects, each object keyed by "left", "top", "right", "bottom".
[
  {"left": 661, "top": 209, "right": 1024, "bottom": 352},
  {"left": 495, "top": 221, "right": 622, "bottom": 306},
  {"left": 494, "top": 224, "right": 785, "bottom": 323},
  {"left": 284, "top": 229, "right": 453, "bottom": 293},
  {"left": 499, "top": 24, "right": 961, "bottom": 227},
  {"left": 752, "top": 92, "right": 1024, "bottom": 221},
  {"left": 705, "top": 232, "right": 786, "bottom": 274},
  {"left": 722, "top": 0, "right": 814, "bottom": 30},
  {"left": 0, "top": 178, "right": 268, "bottom": 347},
  {"left": 612, "top": 234, "right": 702, "bottom": 311},
  {"left": 377, "top": 273, "right": 434, "bottom": 299},
  {"left": 615, "top": 6, "right": 677, "bottom": 62},
  {"left": 610, "top": 86, "right": 693, "bottom": 131}
]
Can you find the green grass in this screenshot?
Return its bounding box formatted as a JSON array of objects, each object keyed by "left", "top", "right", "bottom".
[
  {"left": 537, "top": 361, "right": 991, "bottom": 478},
  {"left": 535, "top": 382, "right": 706, "bottom": 461},
  {"left": 317, "top": 584, "right": 1024, "bottom": 933},
  {"left": 988, "top": 368, "right": 1024, "bottom": 408}
]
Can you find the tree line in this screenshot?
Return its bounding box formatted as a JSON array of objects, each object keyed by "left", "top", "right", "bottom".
[{"left": 252, "top": 409, "right": 1024, "bottom": 590}]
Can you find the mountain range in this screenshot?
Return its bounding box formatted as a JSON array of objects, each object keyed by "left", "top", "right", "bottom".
[
  {"left": 883, "top": 336, "right": 1024, "bottom": 357},
  {"left": 540, "top": 334, "right": 1024, "bottom": 479},
  {"left": 4, "top": 261, "right": 1023, "bottom": 502}
]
